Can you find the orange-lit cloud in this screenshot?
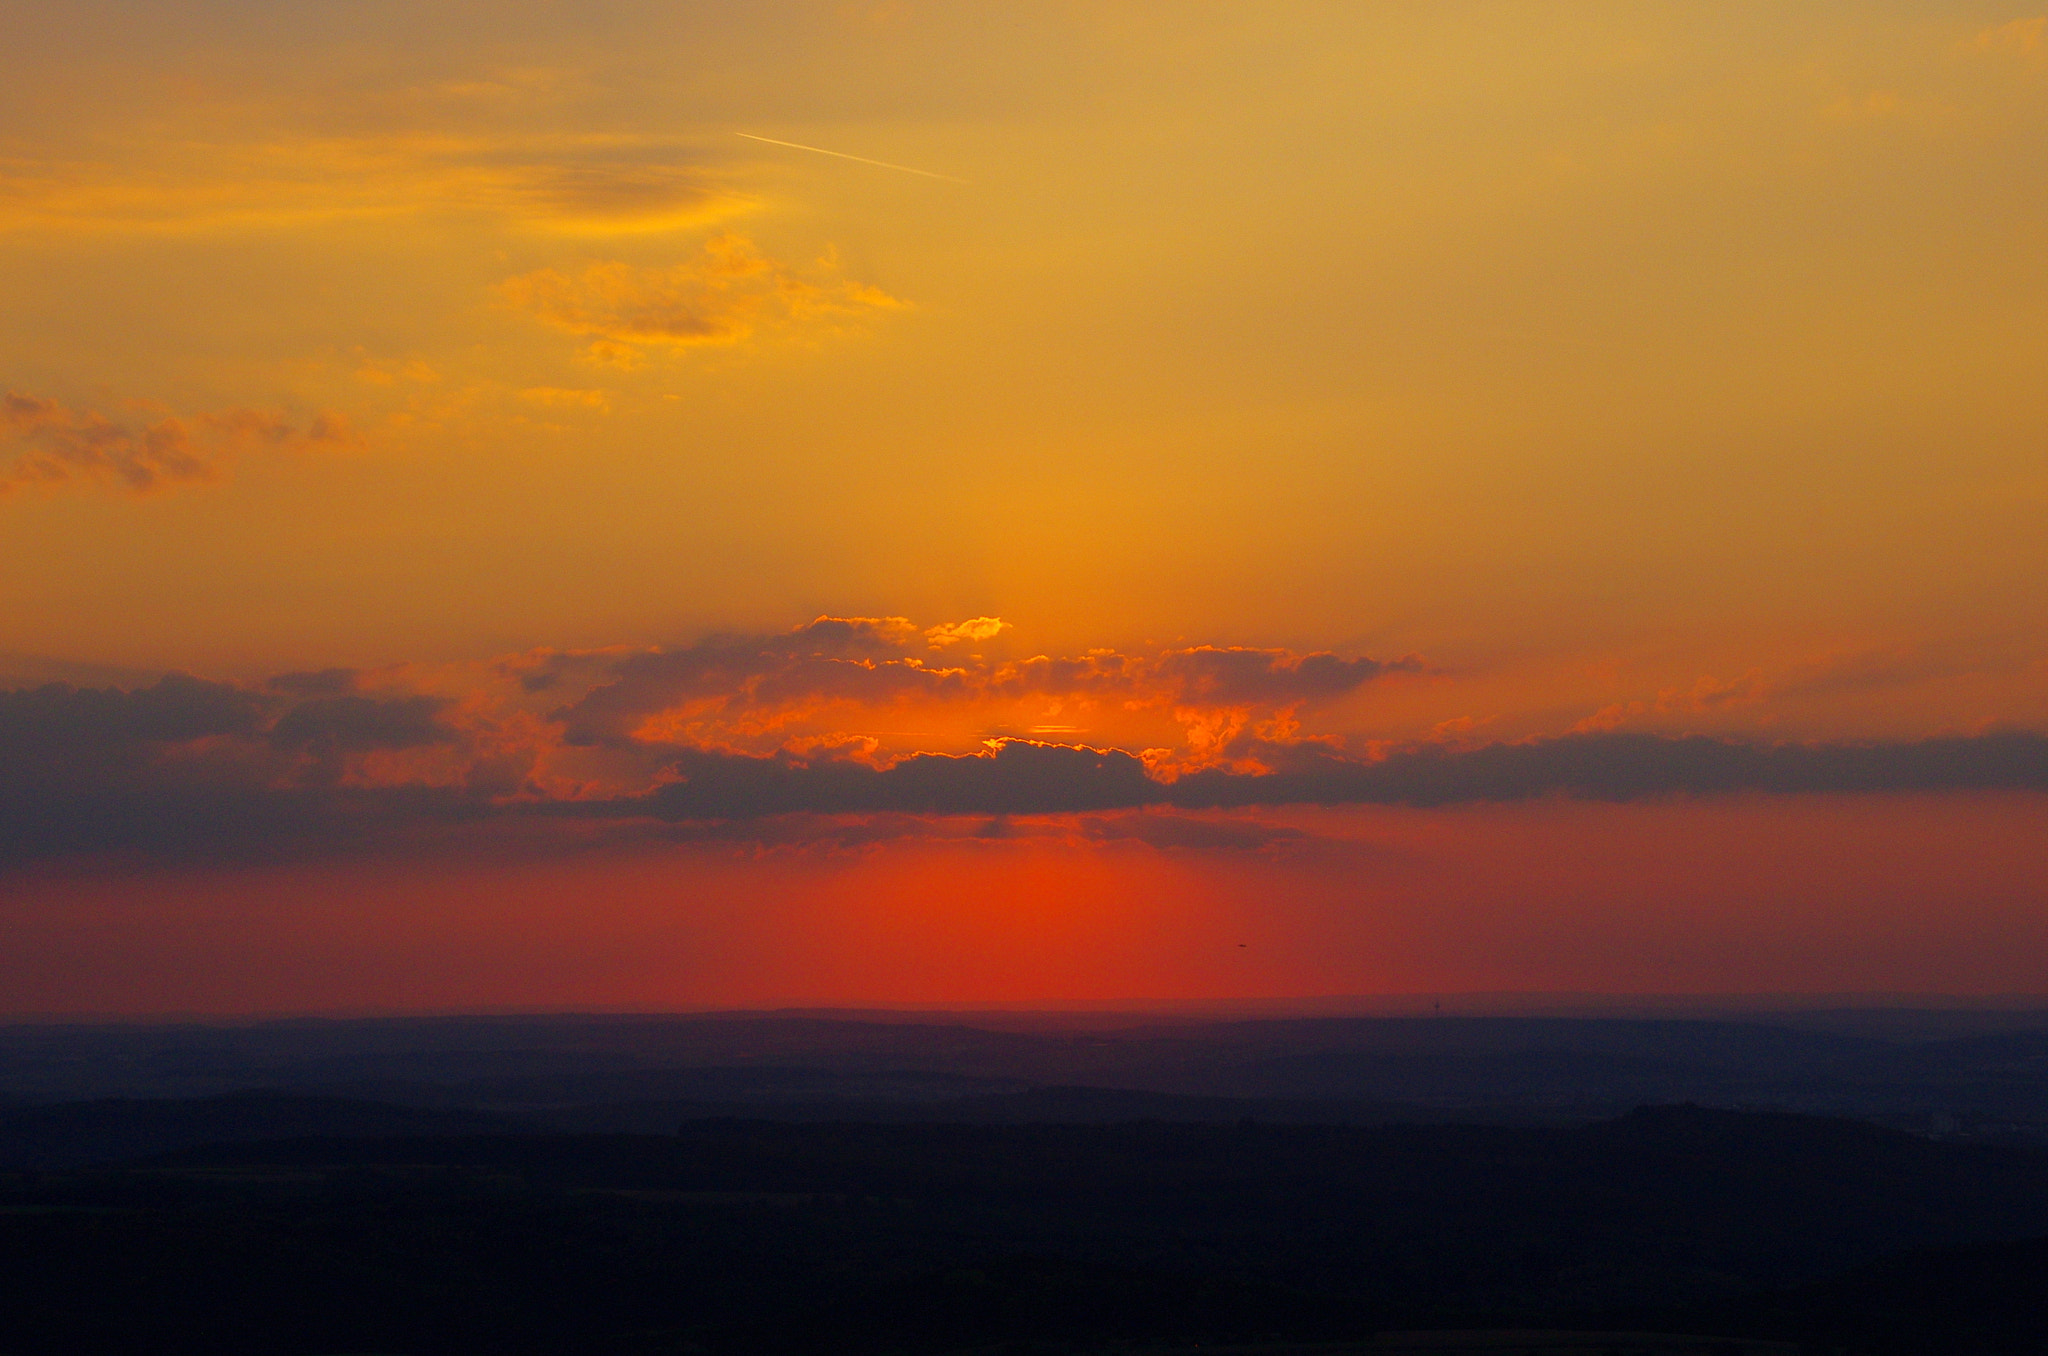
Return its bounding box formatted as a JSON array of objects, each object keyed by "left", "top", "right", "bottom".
[
  {"left": 499, "top": 235, "right": 904, "bottom": 362},
  {"left": 1572, "top": 669, "right": 1769, "bottom": 732},
  {"left": 0, "top": 132, "right": 753, "bottom": 238},
  {"left": 925, "top": 616, "right": 1008, "bottom": 647},
  {"left": 1, "top": 392, "right": 354, "bottom": 496},
  {"left": 1966, "top": 16, "right": 2046, "bottom": 60},
  {"left": 530, "top": 616, "right": 1422, "bottom": 770},
  {"left": 5, "top": 616, "right": 2047, "bottom": 872}
]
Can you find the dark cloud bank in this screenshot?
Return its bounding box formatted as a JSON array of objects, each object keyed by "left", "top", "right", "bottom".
[
  {"left": 599, "top": 731, "right": 2048, "bottom": 818},
  {"left": 6, "top": 673, "right": 2048, "bottom": 866},
  {"left": 0, "top": 676, "right": 475, "bottom": 866}
]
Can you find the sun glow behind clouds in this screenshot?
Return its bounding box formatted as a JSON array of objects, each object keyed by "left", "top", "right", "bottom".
[
  {"left": 5, "top": 793, "right": 2047, "bottom": 1016},
  {"left": 3, "top": 3, "right": 2048, "bottom": 1011}
]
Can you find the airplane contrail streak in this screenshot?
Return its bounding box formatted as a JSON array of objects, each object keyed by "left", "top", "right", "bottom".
[{"left": 735, "top": 132, "right": 970, "bottom": 184}]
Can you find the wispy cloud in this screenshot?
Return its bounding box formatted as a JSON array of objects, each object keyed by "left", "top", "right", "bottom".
[
  {"left": 2, "top": 392, "right": 355, "bottom": 497},
  {"left": 0, "top": 132, "right": 755, "bottom": 238},
  {"left": 1965, "top": 16, "right": 2046, "bottom": 61},
  {"left": 499, "top": 234, "right": 904, "bottom": 362}
]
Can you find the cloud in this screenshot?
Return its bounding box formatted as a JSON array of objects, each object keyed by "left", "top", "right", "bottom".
[
  {"left": 1570, "top": 644, "right": 2045, "bottom": 733},
  {"left": 925, "top": 616, "right": 1007, "bottom": 648},
  {"left": 538, "top": 617, "right": 1412, "bottom": 762},
  {"left": 0, "top": 131, "right": 754, "bottom": 238},
  {"left": 1162, "top": 731, "right": 2048, "bottom": 809},
  {"left": 485, "top": 151, "right": 749, "bottom": 236},
  {"left": 545, "top": 615, "right": 942, "bottom": 746},
  {"left": 618, "top": 738, "right": 1161, "bottom": 820},
  {"left": 9, "top": 714, "right": 2048, "bottom": 868},
  {"left": 0, "top": 616, "right": 1411, "bottom": 865},
  {"left": 0, "top": 650, "right": 167, "bottom": 691},
  {"left": 1075, "top": 812, "right": 1309, "bottom": 853},
  {"left": 2, "top": 392, "right": 355, "bottom": 497},
  {"left": 566, "top": 730, "right": 2048, "bottom": 826},
  {"left": 1773, "top": 643, "right": 2040, "bottom": 701},
  {"left": 499, "top": 234, "right": 904, "bottom": 360},
  {"left": 1147, "top": 646, "right": 1417, "bottom": 707},
  {"left": 6, "top": 620, "right": 2047, "bottom": 869},
  {"left": 0, "top": 674, "right": 467, "bottom": 778},
  {"left": 0, "top": 675, "right": 489, "bottom": 864},
  {"left": 0, "top": 675, "right": 267, "bottom": 786},
  {"left": 1572, "top": 669, "right": 1769, "bottom": 733},
  {"left": 518, "top": 386, "right": 610, "bottom": 411},
  {"left": 1966, "top": 17, "right": 2046, "bottom": 61},
  {"left": 269, "top": 694, "right": 454, "bottom": 755}
]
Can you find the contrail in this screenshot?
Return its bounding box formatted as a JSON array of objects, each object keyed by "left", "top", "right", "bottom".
[{"left": 735, "top": 132, "right": 970, "bottom": 184}]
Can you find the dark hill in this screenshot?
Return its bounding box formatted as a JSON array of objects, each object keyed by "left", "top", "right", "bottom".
[{"left": 0, "top": 1089, "right": 529, "bottom": 1168}]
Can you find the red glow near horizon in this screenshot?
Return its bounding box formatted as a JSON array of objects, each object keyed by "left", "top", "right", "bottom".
[{"left": 4, "top": 794, "right": 2044, "bottom": 1017}]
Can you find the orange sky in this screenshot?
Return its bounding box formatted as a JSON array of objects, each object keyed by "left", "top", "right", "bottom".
[{"left": 3, "top": 3, "right": 2046, "bottom": 1014}]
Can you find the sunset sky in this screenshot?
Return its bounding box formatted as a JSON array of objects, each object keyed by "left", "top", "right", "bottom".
[{"left": 4, "top": 1, "right": 2047, "bottom": 1015}]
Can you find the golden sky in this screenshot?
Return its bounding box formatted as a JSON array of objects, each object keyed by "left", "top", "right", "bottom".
[{"left": 4, "top": 3, "right": 2046, "bottom": 1012}]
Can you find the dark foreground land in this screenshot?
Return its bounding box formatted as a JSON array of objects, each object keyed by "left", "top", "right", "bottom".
[
  {"left": 4, "top": 1105, "right": 2048, "bottom": 1355},
  {"left": 5, "top": 1011, "right": 2048, "bottom": 1354}
]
